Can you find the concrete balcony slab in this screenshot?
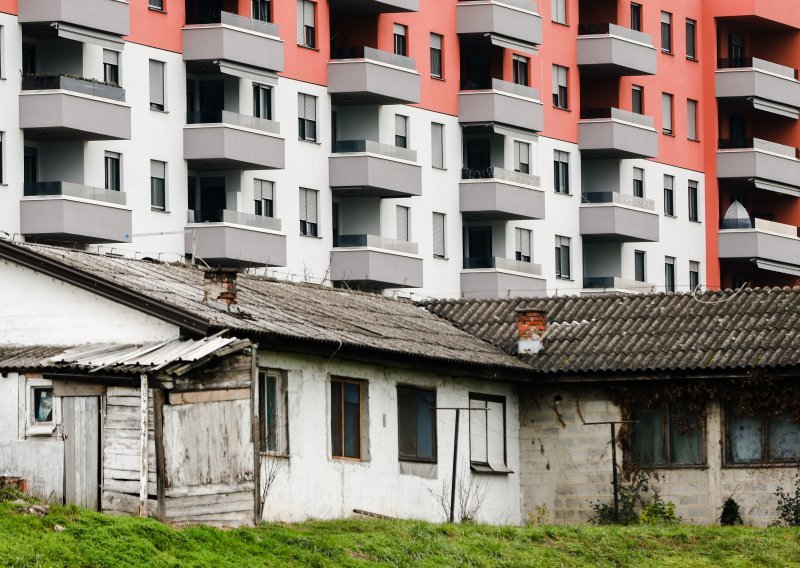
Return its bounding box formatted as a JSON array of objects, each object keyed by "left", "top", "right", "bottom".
[
  {"left": 19, "top": 0, "right": 129, "bottom": 37},
  {"left": 329, "top": 142, "right": 422, "bottom": 198},
  {"left": 456, "top": 0, "right": 542, "bottom": 52},
  {"left": 331, "top": 235, "right": 423, "bottom": 289},
  {"left": 716, "top": 58, "right": 800, "bottom": 119},
  {"left": 328, "top": 48, "right": 420, "bottom": 105},
  {"left": 328, "top": 0, "right": 418, "bottom": 13},
  {"left": 579, "top": 108, "right": 658, "bottom": 159},
  {"left": 459, "top": 167, "right": 544, "bottom": 220},
  {"left": 459, "top": 79, "right": 543, "bottom": 133},
  {"left": 719, "top": 219, "right": 800, "bottom": 276},
  {"left": 577, "top": 24, "right": 657, "bottom": 76},
  {"left": 186, "top": 212, "right": 286, "bottom": 268},
  {"left": 717, "top": 138, "right": 800, "bottom": 197},
  {"left": 580, "top": 193, "right": 659, "bottom": 243},
  {"left": 461, "top": 257, "right": 546, "bottom": 299}
]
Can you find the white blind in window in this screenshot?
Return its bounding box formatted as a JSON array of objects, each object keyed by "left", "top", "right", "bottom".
[
  {"left": 297, "top": 93, "right": 316, "bottom": 121},
  {"left": 103, "top": 49, "right": 119, "bottom": 65},
  {"left": 299, "top": 187, "right": 307, "bottom": 221},
  {"left": 304, "top": 0, "right": 315, "bottom": 27},
  {"left": 514, "top": 141, "right": 529, "bottom": 171},
  {"left": 430, "top": 33, "right": 442, "bottom": 50},
  {"left": 662, "top": 93, "right": 673, "bottom": 132},
  {"left": 431, "top": 123, "right": 444, "bottom": 168},
  {"left": 296, "top": 0, "right": 304, "bottom": 43},
  {"left": 516, "top": 228, "right": 531, "bottom": 257},
  {"left": 150, "top": 160, "right": 165, "bottom": 179},
  {"left": 149, "top": 60, "right": 164, "bottom": 106},
  {"left": 255, "top": 179, "right": 274, "bottom": 200},
  {"left": 394, "top": 23, "right": 406, "bottom": 37},
  {"left": 469, "top": 398, "right": 488, "bottom": 464},
  {"left": 552, "top": 0, "right": 567, "bottom": 24},
  {"left": 396, "top": 206, "right": 409, "bottom": 241},
  {"left": 486, "top": 400, "right": 506, "bottom": 469},
  {"left": 552, "top": 65, "right": 567, "bottom": 95},
  {"left": 395, "top": 114, "right": 408, "bottom": 138},
  {"left": 432, "top": 212, "right": 445, "bottom": 257},
  {"left": 306, "top": 188, "right": 317, "bottom": 223},
  {"left": 687, "top": 99, "right": 698, "bottom": 140}
]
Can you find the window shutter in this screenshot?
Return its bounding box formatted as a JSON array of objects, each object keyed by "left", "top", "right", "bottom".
[
  {"left": 552, "top": 65, "right": 559, "bottom": 96},
  {"left": 307, "top": 189, "right": 317, "bottom": 223},
  {"left": 304, "top": 0, "right": 315, "bottom": 27},
  {"left": 662, "top": 94, "right": 673, "bottom": 132},
  {"left": 517, "top": 229, "right": 531, "bottom": 258},
  {"left": 687, "top": 100, "right": 697, "bottom": 140},
  {"left": 469, "top": 398, "right": 488, "bottom": 464},
  {"left": 486, "top": 401, "right": 506, "bottom": 469},
  {"left": 305, "top": 94, "right": 316, "bottom": 121},
  {"left": 430, "top": 33, "right": 441, "bottom": 50},
  {"left": 299, "top": 188, "right": 307, "bottom": 222},
  {"left": 396, "top": 206, "right": 409, "bottom": 241},
  {"left": 432, "top": 212, "right": 445, "bottom": 257},
  {"left": 431, "top": 123, "right": 443, "bottom": 168},
  {"left": 263, "top": 180, "right": 274, "bottom": 201},
  {"left": 297, "top": 93, "right": 305, "bottom": 119},
  {"left": 394, "top": 23, "right": 406, "bottom": 38},
  {"left": 150, "top": 160, "right": 165, "bottom": 179},
  {"left": 395, "top": 115, "right": 407, "bottom": 138},
  {"left": 103, "top": 49, "right": 119, "bottom": 66},
  {"left": 149, "top": 60, "right": 164, "bottom": 106},
  {"left": 296, "top": 0, "right": 305, "bottom": 43}
]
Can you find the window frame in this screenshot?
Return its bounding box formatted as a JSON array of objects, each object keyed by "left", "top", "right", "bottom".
[
  {"left": 431, "top": 122, "right": 445, "bottom": 169},
  {"left": 105, "top": 151, "right": 122, "bottom": 192},
  {"left": 634, "top": 250, "right": 646, "bottom": 283},
  {"left": 103, "top": 49, "right": 120, "bottom": 86},
  {"left": 689, "top": 261, "right": 700, "bottom": 291},
  {"left": 688, "top": 180, "right": 699, "bottom": 222},
  {"left": 628, "top": 403, "right": 706, "bottom": 468},
  {"left": 551, "top": 0, "right": 567, "bottom": 25},
  {"left": 512, "top": 54, "right": 529, "bottom": 87},
  {"left": 553, "top": 150, "right": 570, "bottom": 194},
  {"left": 297, "top": 93, "right": 318, "bottom": 142},
  {"left": 297, "top": 0, "right": 317, "bottom": 49},
  {"left": 395, "top": 114, "right": 409, "bottom": 149},
  {"left": 468, "top": 393, "right": 511, "bottom": 474},
  {"left": 685, "top": 19, "right": 697, "bottom": 60},
  {"left": 396, "top": 204, "right": 410, "bottom": 242},
  {"left": 724, "top": 407, "right": 800, "bottom": 467},
  {"left": 661, "top": 11, "right": 673, "bottom": 54},
  {"left": 150, "top": 160, "right": 167, "bottom": 211},
  {"left": 662, "top": 93, "right": 674, "bottom": 135},
  {"left": 665, "top": 256, "right": 676, "bottom": 292},
  {"left": 633, "top": 167, "right": 645, "bottom": 198},
  {"left": 253, "top": 83, "right": 273, "bottom": 121},
  {"left": 26, "top": 378, "right": 58, "bottom": 437},
  {"left": 630, "top": 3, "right": 642, "bottom": 32},
  {"left": 393, "top": 23, "right": 408, "bottom": 57},
  {"left": 430, "top": 33, "right": 443, "bottom": 79},
  {"left": 631, "top": 85, "right": 644, "bottom": 115},
  {"left": 687, "top": 99, "right": 698, "bottom": 141},
  {"left": 0, "top": 131, "right": 4, "bottom": 185},
  {"left": 514, "top": 140, "right": 530, "bottom": 174},
  {"left": 552, "top": 65, "right": 569, "bottom": 109},
  {"left": 555, "top": 235, "right": 571, "bottom": 280},
  {"left": 148, "top": 59, "right": 166, "bottom": 111},
  {"left": 148, "top": 0, "right": 164, "bottom": 11},
  {"left": 254, "top": 179, "right": 275, "bottom": 218},
  {"left": 258, "top": 369, "right": 289, "bottom": 456},
  {"left": 252, "top": 0, "right": 271, "bottom": 23},
  {"left": 515, "top": 227, "right": 532, "bottom": 263},
  {"left": 663, "top": 174, "right": 675, "bottom": 216},
  {"left": 397, "top": 386, "right": 438, "bottom": 464},
  {"left": 432, "top": 212, "right": 446, "bottom": 259},
  {"left": 331, "top": 377, "right": 365, "bottom": 461},
  {"left": 299, "top": 187, "right": 318, "bottom": 237}
]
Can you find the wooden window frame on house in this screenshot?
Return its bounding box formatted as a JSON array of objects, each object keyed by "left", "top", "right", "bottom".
[
  {"left": 397, "top": 385, "right": 438, "bottom": 464},
  {"left": 25, "top": 376, "right": 59, "bottom": 437},
  {"left": 626, "top": 402, "right": 707, "bottom": 469},
  {"left": 722, "top": 405, "right": 800, "bottom": 468},
  {"left": 331, "top": 377, "right": 366, "bottom": 461},
  {"left": 468, "top": 392, "right": 512, "bottom": 474}
]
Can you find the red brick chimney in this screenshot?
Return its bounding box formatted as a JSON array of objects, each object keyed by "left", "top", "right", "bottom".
[
  {"left": 204, "top": 269, "right": 239, "bottom": 307},
  {"left": 516, "top": 308, "right": 547, "bottom": 355}
]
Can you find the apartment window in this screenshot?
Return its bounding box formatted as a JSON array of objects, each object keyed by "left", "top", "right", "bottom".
[
  {"left": 664, "top": 175, "right": 674, "bottom": 216},
  {"left": 432, "top": 212, "right": 446, "bottom": 258},
  {"left": 512, "top": 55, "right": 529, "bottom": 87},
  {"left": 515, "top": 228, "right": 532, "bottom": 263},
  {"left": 397, "top": 387, "right": 436, "bottom": 462},
  {"left": 665, "top": 256, "right": 676, "bottom": 292},
  {"left": 662, "top": 93, "right": 673, "bottom": 135},
  {"left": 430, "top": 33, "right": 443, "bottom": 79},
  {"left": 103, "top": 50, "right": 120, "bottom": 85},
  {"left": 397, "top": 205, "right": 410, "bottom": 241},
  {"left": 635, "top": 250, "right": 646, "bottom": 283},
  {"left": 149, "top": 60, "right": 165, "bottom": 111},
  {"left": 630, "top": 3, "right": 642, "bottom": 32},
  {"left": 150, "top": 160, "right": 166, "bottom": 211},
  {"left": 297, "top": 0, "right": 316, "bottom": 48},
  {"left": 252, "top": 0, "right": 271, "bottom": 22},
  {"left": 689, "top": 261, "right": 700, "bottom": 291},
  {"left": 469, "top": 394, "right": 509, "bottom": 473},
  {"left": 394, "top": 24, "right": 408, "bottom": 56},
  {"left": 686, "top": 19, "right": 697, "bottom": 60},
  {"left": 552, "top": 65, "right": 569, "bottom": 109},
  {"left": 726, "top": 409, "right": 800, "bottom": 465},
  {"left": 633, "top": 167, "right": 644, "bottom": 198},
  {"left": 255, "top": 179, "right": 275, "bottom": 217},
  {"left": 331, "top": 379, "right": 364, "bottom": 460},
  {"left": 148, "top": 0, "right": 164, "bottom": 10},
  {"left": 299, "top": 188, "right": 318, "bottom": 237},
  {"left": 661, "top": 12, "right": 672, "bottom": 53},
  {"left": 630, "top": 404, "right": 704, "bottom": 466},
  {"left": 0, "top": 26, "right": 4, "bottom": 79},
  {"left": 632, "top": 85, "right": 644, "bottom": 115},
  {"left": 431, "top": 122, "right": 444, "bottom": 169},
  {"left": 687, "top": 99, "right": 698, "bottom": 141},
  {"left": 395, "top": 114, "right": 409, "bottom": 149},
  {"left": 105, "top": 152, "right": 121, "bottom": 192},
  {"left": 22, "top": 44, "right": 36, "bottom": 75},
  {"left": 253, "top": 84, "right": 272, "bottom": 120},
  {"left": 688, "top": 180, "right": 699, "bottom": 222},
  {"left": 552, "top": 0, "right": 567, "bottom": 25},
  {"left": 259, "top": 370, "right": 288, "bottom": 455},
  {"left": 553, "top": 150, "right": 570, "bottom": 194},
  {"left": 555, "top": 236, "right": 571, "bottom": 279},
  {"left": 298, "top": 93, "right": 317, "bottom": 142},
  {"left": 0, "top": 132, "right": 4, "bottom": 185},
  {"left": 514, "top": 141, "right": 530, "bottom": 174}
]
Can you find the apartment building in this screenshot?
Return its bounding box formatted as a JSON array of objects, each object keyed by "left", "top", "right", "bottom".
[{"left": 0, "top": 0, "right": 795, "bottom": 299}]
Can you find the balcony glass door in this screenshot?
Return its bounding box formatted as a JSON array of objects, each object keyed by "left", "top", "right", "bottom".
[
  {"left": 465, "top": 226, "right": 492, "bottom": 268},
  {"left": 24, "top": 148, "right": 38, "bottom": 186},
  {"left": 465, "top": 139, "right": 491, "bottom": 175},
  {"left": 728, "top": 32, "right": 745, "bottom": 67},
  {"left": 198, "top": 177, "right": 227, "bottom": 222}
]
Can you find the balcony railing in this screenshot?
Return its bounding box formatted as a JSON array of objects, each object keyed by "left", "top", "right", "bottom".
[
  {"left": 577, "top": 22, "right": 651, "bottom": 44},
  {"left": 461, "top": 166, "right": 541, "bottom": 188},
  {"left": 581, "top": 191, "right": 656, "bottom": 211},
  {"left": 334, "top": 234, "right": 419, "bottom": 255},
  {"left": 188, "top": 209, "right": 282, "bottom": 232},
  {"left": 21, "top": 74, "right": 126, "bottom": 102},
  {"left": 580, "top": 107, "right": 655, "bottom": 128},
  {"left": 718, "top": 137, "right": 799, "bottom": 158},
  {"left": 459, "top": 77, "right": 540, "bottom": 100},
  {"left": 332, "top": 140, "right": 417, "bottom": 162},
  {"left": 24, "top": 181, "right": 127, "bottom": 206},
  {"left": 186, "top": 110, "right": 281, "bottom": 135},
  {"left": 717, "top": 57, "right": 798, "bottom": 79},
  {"left": 185, "top": 10, "right": 279, "bottom": 36},
  {"left": 329, "top": 46, "right": 417, "bottom": 71},
  {"left": 721, "top": 217, "right": 798, "bottom": 237},
  {"left": 583, "top": 276, "right": 656, "bottom": 292},
  {"left": 463, "top": 256, "right": 542, "bottom": 274}
]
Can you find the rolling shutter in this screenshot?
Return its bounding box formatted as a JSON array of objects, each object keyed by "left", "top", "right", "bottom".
[
  {"left": 103, "top": 49, "right": 119, "bottom": 66},
  {"left": 432, "top": 212, "right": 445, "bottom": 257},
  {"left": 396, "top": 206, "right": 409, "bottom": 242},
  {"left": 149, "top": 60, "right": 164, "bottom": 107},
  {"left": 486, "top": 400, "right": 506, "bottom": 469},
  {"left": 469, "top": 398, "right": 488, "bottom": 464},
  {"left": 431, "top": 123, "right": 444, "bottom": 168}
]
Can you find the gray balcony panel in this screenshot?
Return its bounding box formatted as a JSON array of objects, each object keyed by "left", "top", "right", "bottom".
[
  {"left": 19, "top": 91, "right": 131, "bottom": 141},
  {"left": 579, "top": 109, "right": 658, "bottom": 159},
  {"left": 719, "top": 225, "right": 800, "bottom": 276},
  {"left": 577, "top": 25, "right": 657, "bottom": 76},
  {"left": 184, "top": 124, "right": 285, "bottom": 171},
  {"left": 580, "top": 196, "right": 659, "bottom": 243},
  {"left": 717, "top": 144, "right": 800, "bottom": 196},
  {"left": 459, "top": 177, "right": 545, "bottom": 221},
  {"left": 459, "top": 80, "right": 544, "bottom": 132},
  {"left": 330, "top": 248, "right": 423, "bottom": 289},
  {"left": 460, "top": 268, "right": 546, "bottom": 299},
  {"left": 583, "top": 276, "right": 656, "bottom": 294},
  {"left": 329, "top": 0, "right": 418, "bottom": 13},
  {"left": 328, "top": 52, "right": 421, "bottom": 105},
  {"left": 716, "top": 59, "right": 800, "bottom": 118},
  {"left": 456, "top": 0, "right": 542, "bottom": 50},
  {"left": 186, "top": 223, "right": 286, "bottom": 268},
  {"left": 329, "top": 154, "right": 422, "bottom": 198},
  {"left": 20, "top": 197, "right": 132, "bottom": 244},
  {"left": 19, "top": 0, "right": 130, "bottom": 37},
  {"left": 183, "top": 19, "right": 284, "bottom": 74}
]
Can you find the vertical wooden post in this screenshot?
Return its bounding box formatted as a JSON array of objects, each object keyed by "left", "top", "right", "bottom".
[
  {"left": 152, "top": 388, "right": 167, "bottom": 522},
  {"left": 250, "top": 346, "right": 262, "bottom": 525},
  {"left": 139, "top": 374, "right": 149, "bottom": 518}
]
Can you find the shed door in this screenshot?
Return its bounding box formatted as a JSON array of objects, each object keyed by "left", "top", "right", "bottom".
[{"left": 63, "top": 397, "right": 101, "bottom": 510}]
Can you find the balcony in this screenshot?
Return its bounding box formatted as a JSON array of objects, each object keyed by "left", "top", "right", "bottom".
[
  {"left": 456, "top": 0, "right": 542, "bottom": 53},
  {"left": 461, "top": 257, "right": 546, "bottom": 299},
  {"left": 328, "top": 47, "right": 420, "bottom": 105},
  {"left": 19, "top": 75, "right": 131, "bottom": 141},
  {"left": 183, "top": 12, "right": 284, "bottom": 77},
  {"left": 329, "top": 140, "right": 422, "bottom": 198},
  {"left": 459, "top": 79, "right": 544, "bottom": 133},
  {"left": 459, "top": 167, "right": 545, "bottom": 221},
  {"left": 577, "top": 24, "right": 656, "bottom": 76},
  {"left": 184, "top": 111, "right": 285, "bottom": 171},
  {"left": 719, "top": 218, "right": 800, "bottom": 277},
  {"left": 330, "top": 235, "right": 423, "bottom": 289},
  {"left": 20, "top": 182, "right": 131, "bottom": 244},
  {"left": 716, "top": 57, "right": 800, "bottom": 119},
  {"left": 580, "top": 192, "right": 659, "bottom": 242},
  {"left": 19, "top": 0, "right": 129, "bottom": 42},
  {"left": 706, "top": 0, "right": 800, "bottom": 31},
  {"left": 328, "top": 0, "right": 418, "bottom": 13},
  {"left": 717, "top": 138, "right": 800, "bottom": 197},
  {"left": 579, "top": 108, "right": 658, "bottom": 159},
  {"left": 583, "top": 277, "right": 656, "bottom": 295},
  {"left": 186, "top": 210, "right": 286, "bottom": 268}
]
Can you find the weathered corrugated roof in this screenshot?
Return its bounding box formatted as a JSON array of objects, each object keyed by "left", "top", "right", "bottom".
[{"left": 424, "top": 289, "right": 800, "bottom": 375}]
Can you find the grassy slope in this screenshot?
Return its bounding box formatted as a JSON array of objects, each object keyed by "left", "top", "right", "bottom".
[{"left": 1, "top": 502, "right": 800, "bottom": 567}]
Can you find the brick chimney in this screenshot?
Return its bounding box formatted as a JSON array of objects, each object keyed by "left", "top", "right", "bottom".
[
  {"left": 204, "top": 269, "right": 239, "bottom": 308},
  {"left": 516, "top": 308, "right": 547, "bottom": 355}
]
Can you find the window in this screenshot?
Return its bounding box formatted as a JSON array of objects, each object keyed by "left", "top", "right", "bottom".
[
  {"left": 689, "top": 261, "right": 700, "bottom": 291},
  {"left": 512, "top": 55, "right": 529, "bottom": 86},
  {"left": 0, "top": 132, "right": 4, "bottom": 185},
  {"left": 661, "top": 12, "right": 672, "bottom": 53},
  {"left": 298, "top": 93, "right": 317, "bottom": 142},
  {"left": 252, "top": 0, "right": 271, "bottom": 22},
  {"left": 727, "top": 409, "right": 800, "bottom": 465},
  {"left": 22, "top": 44, "right": 36, "bottom": 75},
  {"left": 514, "top": 141, "right": 530, "bottom": 174},
  {"left": 299, "top": 188, "right": 318, "bottom": 236},
  {"left": 255, "top": 179, "right": 275, "bottom": 217},
  {"left": 555, "top": 236, "right": 571, "bottom": 279},
  {"left": 397, "top": 387, "right": 436, "bottom": 462},
  {"left": 552, "top": 0, "right": 567, "bottom": 24},
  {"left": 397, "top": 205, "right": 410, "bottom": 241},
  {"left": 686, "top": 19, "right": 697, "bottom": 60},
  {"left": 688, "top": 180, "right": 699, "bottom": 222},
  {"left": 394, "top": 24, "right": 407, "bottom": 56},
  {"left": 149, "top": 59, "right": 165, "bottom": 111},
  {"left": 432, "top": 212, "right": 446, "bottom": 258},
  {"left": 148, "top": 0, "right": 164, "bottom": 10},
  {"left": 331, "top": 379, "right": 363, "bottom": 459},
  {"left": 259, "top": 370, "right": 288, "bottom": 455},
  {"left": 662, "top": 93, "right": 673, "bottom": 135},
  {"left": 150, "top": 160, "right": 166, "bottom": 211},
  {"left": 33, "top": 387, "right": 54, "bottom": 424},
  {"left": 630, "top": 404, "right": 704, "bottom": 466},
  {"left": 253, "top": 84, "right": 272, "bottom": 120},
  {"left": 297, "top": 0, "right": 316, "bottom": 48},
  {"left": 431, "top": 122, "right": 444, "bottom": 169},
  {"left": 687, "top": 99, "right": 698, "bottom": 141},
  {"left": 665, "top": 256, "right": 676, "bottom": 292},
  {"left": 552, "top": 65, "right": 569, "bottom": 109},
  {"left": 664, "top": 174, "right": 674, "bottom": 216},
  {"left": 635, "top": 250, "right": 646, "bottom": 283},
  {"left": 105, "top": 152, "right": 121, "bottom": 192},
  {"left": 395, "top": 114, "right": 409, "bottom": 148},
  {"left": 103, "top": 50, "right": 120, "bottom": 85},
  {"left": 469, "top": 394, "right": 509, "bottom": 473},
  {"left": 26, "top": 379, "right": 57, "bottom": 437},
  {"left": 632, "top": 85, "right": 644, "bottom": 115},
  {"left": 430, "top": 33, "right": 443, "bottom": 79},
  {"left": 515, "top": 228, "right": 532, "bottom": 263},
  {"left": 630, "top": 3, "right": 642, "bottom": 32},
  {"left": 554, "top": 150, "right": 570, "bottom": 194},
  {"left": 0, "top": 26, "right": 4, "bottom": 79},
  {"left": 633, "top": 167, "right": 644, "bottom": 198}
]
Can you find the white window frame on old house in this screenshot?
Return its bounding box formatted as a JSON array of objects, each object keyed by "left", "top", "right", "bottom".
[
  {"left": 469, "top": 393, "right": 511, "bottom": 473},
  {"left": 258, "top": 369, "right": 289, "bottom": 456},
  {"left": 25, "top": 377, "right": 59, "bottom": 437}
]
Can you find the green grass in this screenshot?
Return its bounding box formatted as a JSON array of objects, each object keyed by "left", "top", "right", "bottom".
[{"left": 2, "top": 500, "right": 800, "bottom": 567}]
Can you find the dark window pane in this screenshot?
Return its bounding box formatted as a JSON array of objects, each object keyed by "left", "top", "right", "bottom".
[
  {"left": 416, "top": 391, "right": 436, "bottom": 460},
  {"left": 630, "top": 407, "right": 667, "bottom": 465},
  {"left": 669, "top": 407, "right": 703, "bottom": 464},
  {"left": 343, "top": 383, "right": 361, "bottom": 458},
  {"left": 769, "top": 414, "right": 800, "bottom": 461},
  {"left": 331, "top": 381, "right": 343, "bottom": 456},
  {"left": 34, "top": 388, "right": 53, "bottom": 422},
  {"left": 398, "top": 389, "right": 416, "bottom": 458},
  {"left": 728, "top": 414, "right": 762, "bottom": 464},
  {"left": 266, "top": 375, "right": 277, "bottom": 452}
]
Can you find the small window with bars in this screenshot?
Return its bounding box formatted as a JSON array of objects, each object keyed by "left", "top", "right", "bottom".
[{"left": 255, "top": 179, "right": 275, "bottom": 218}]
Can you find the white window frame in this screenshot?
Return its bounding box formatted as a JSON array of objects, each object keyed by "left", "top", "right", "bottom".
[
  {"left": 555, "top": 235, "right": 571, "bottom": 279},
  {"left": 552, "top": 65, "right": 569, "bottom": 109},
  {"left": 688, "top": 180, "right": 700, "bottom": 222},
  {"left": 25, "top": 377, "right": 59, "bottom": 437},
  {"left": 395, "top": 114, "right": 409, "bottom": 149},
  {"left": 665, "top": 256, "right": 676, "bottom": 292},
  {"left": 635, "top": 250, "right": 647, "bottom": 283},
  {"left": 299, "top": 187, "right": 318, "bottom": 237},
  {"left": 298, "top": 93, "right": 317, "bottom": 142},
  {"left": 514, "top": 141, "right": 530, "bottom": 174},
  {"left": 148, "top": 0, "right": 165, "bottom": 10},
  {"left": 258, "top": 369, "right": 289, "bottom": 456},
  {"left": 687, "top": 99, "right": 698, "bottom": 141},
  {"left": 431, "top": 122, "right": 445, "bottom": 169},
  {"left": 515, "top": 228, "right": 532, "bottom": 263},
  {"left": 469, "top": 394, "right": 510, "bottom": 473},
  {"left": 297, "top": 0, "right": 316, "bottom": 48},
  {"left": 149, "top": 59, "right": 166, "bottom": 111},
  {"left": 689, "top": 261, "right": 701, "bottom": 291},
  {"left": 105, "top": 151, "right": 122, "bottom": 192},
  {"left": 393, "top": 23, "right": 408, "bottom": 56},
  {"left": 255, "top": 179, "right": 275, "bottom": 218},
  {"left": 662, "top": 93, "right": 674, "bottom": 135},
  {"left": 396, "top": 205, "right": 410, "bottom": 242},
  {"left": 633, "top": 167, "right": 645, "bottom": 198},
  {"left": 432, "top": 212, "right": 446, "bottom": 259},
  {"left": 551, "top": 0, "right": 567, "bottom": 25},
  {"left": 150, "top": 160, "right": 167, "bottom": 211},
  {"left": 554, "top": 150, "right": 570, "bottom": 194},
  {"left": 430, "top": 33, "right": 443, "bottom": 79}
]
